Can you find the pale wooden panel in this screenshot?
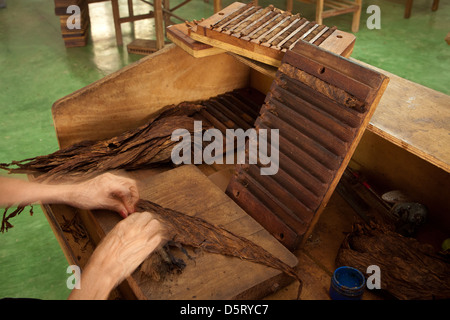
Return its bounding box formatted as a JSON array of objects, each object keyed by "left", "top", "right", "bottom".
[
  {"left": 52, "top": 44, "right": 250, "bottom": 148},
  {"left": 352, "top": 59, "right": 450, "bottom": 173}
]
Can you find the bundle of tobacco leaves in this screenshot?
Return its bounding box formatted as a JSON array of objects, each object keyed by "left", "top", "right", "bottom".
[
  {"left": 136, "top": 199, "right": 302, "bottom": 299},
  {"left": 336, "top": 222, "right": 450, "bottom": 300},
  {"left": 0, "top": 102, "right": 205, "bottom": 183},
  {"left": 0, "top": 102, "right": 206, "bottom": 232}
]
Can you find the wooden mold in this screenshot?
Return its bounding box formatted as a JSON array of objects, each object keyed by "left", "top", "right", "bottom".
[
  {"left": 226, "top": 40, "right": 390, "bottom": 250},
  {"left": 186, "top": 2, "right": 355, "bottom": 66}
]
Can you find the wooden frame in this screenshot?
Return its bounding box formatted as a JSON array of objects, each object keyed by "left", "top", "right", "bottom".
[{"left": 49, "top": 44, "right": 303, "bottom": 299}]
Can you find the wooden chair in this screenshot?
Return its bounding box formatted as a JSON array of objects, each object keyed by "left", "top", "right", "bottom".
[
  {"left": 109, "top": 0, "right": 163, "bottom": 47},
  {"left": 286, "top": 0, "right": 363, "bottom": 33},
  {"left": 87, "top": 0, "right": 157, "bottom": 46},
  {"left": 107, "top": 0, "right": 220, "bottom": 50},
  {"left": 405, "top": 0, "right": 439, "bottom": 19}
]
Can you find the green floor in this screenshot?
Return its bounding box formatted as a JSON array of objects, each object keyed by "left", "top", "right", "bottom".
[{"left": 0, "top": 0, "right": 449, "bottom": 300}]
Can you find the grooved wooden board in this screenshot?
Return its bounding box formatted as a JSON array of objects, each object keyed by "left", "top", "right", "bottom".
[
  {"left": 93, "top": 165, "right": 298, "bottom": 300},
  {"left": 187, "top": 2, "right": 355, "bottom": 66},
  {"left": 226, "top": 41, "right": 390, "bottom": 250}
]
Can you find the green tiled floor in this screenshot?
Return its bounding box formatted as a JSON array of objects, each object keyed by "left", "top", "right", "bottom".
[{"left": 0, "top": 0, "right": 449, "bottom": 299}]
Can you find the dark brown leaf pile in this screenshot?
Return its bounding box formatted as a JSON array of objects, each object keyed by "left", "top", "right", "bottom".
[
  {"left": 0, "top": 102, "right": 205, "bottom": 232},
  {"left": 336, "top": 222, "right": 450, "bottom": 300},
  {"left": 137, "top": 199, "right": 302, "bottom": 298},
  {"left": 0, "top": 102, "right": 205, "bottom": 183}
]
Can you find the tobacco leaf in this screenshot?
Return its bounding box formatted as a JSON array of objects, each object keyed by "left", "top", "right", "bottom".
[
  {"left": 0, "top": 102, "right": 205, "bottom": 183},
  {"left": 336, "top": 222, "right": 450, "bottom": 300},
  {"left": 136, "top": 199, "right": 302, "bottom": 298},
  {"left": 0, "top": 102, "right": 206, "bottom": 231}
]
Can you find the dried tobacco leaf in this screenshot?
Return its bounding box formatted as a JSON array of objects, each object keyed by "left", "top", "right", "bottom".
[
  {"left": 136, "top": 199, "right": 302, "bottom": 299},
  {"left": 0, "top": 103, "right": 206, "bottom": 231},
  {"left": 0, "top": 102, "right": 205, "bottom": 183},
  {"left": 336, "top": 222, "right": 450, "bottom": 300}
]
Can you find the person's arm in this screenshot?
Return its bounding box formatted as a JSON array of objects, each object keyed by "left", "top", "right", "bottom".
[
  {"left": 68, "top": 211, "right": 166, "bottom": 300},
  {"left": 0, "top": 173, "right": 139, "bottom": 218}
]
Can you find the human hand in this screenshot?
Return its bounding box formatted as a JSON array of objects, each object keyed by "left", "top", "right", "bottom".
[
  {"left": 65, "top": 173, "right": 139, "bottom": 218},
  {"left": 69, "top": 211, "right": 167, "bottom": 300}
]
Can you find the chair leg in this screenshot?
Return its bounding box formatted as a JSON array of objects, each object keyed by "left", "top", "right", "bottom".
[
  {"left": 286, "top": 0, "right": 293, "bottom": 12},
  {"left": 432, "top": 0, "right": 439, "bottom": 11},
  {"left": 351, "top": 0, "right": 362, "bottom": 33},
  {"left": 163, "top": 0, "right": 171, "bottom": 28},
  {"left": 127, "top": 0, "right": 133, "bottom": 16},
  {"left": 214, "top": 0, "right": 221, "bottom": 13},
  {"left": 316, "top": 0, "right": 324, "bottom": 25},
  {"left": 154, "top": 0, "right": 165, "bottom": 50},
  {"left": 111, "top": 0, "right": 123, "bottom": 46},
  {"left": 405, "top": 0, "right": 413, "bottom": 18}
]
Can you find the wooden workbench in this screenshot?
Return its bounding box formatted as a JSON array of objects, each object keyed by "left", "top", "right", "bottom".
[
  {"left": 358, "top": 61, "right": 450, "bottom": 174},
  {"left": 45, "top": 44, "right": 449, "bottom": 300}
]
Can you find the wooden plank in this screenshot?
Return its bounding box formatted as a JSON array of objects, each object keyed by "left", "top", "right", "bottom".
[
  {"left": 227, "top": 53, "right": 277, "bottom": 78},
  {"left": 127, "top": 39, "right": 171, "bottom": 55},
  {"left": 352, "top": 59, "right": 450, "bottom": 173},
  {"left": 92, "top": 165, "right": 298, "bottom": 300},
  {"left": 190, "top": 29, "right": 285, "bottom": 67},
  {"left": 166, "top": 23, "right": 225, "bottom": 58}
]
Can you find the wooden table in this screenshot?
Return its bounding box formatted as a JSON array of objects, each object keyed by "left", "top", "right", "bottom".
[{"left": 45, "top": 44, "right": 449, "bottom": 299}]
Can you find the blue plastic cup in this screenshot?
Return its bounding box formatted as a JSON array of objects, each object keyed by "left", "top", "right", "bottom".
[{"left": 329, "top": 266, "right": 366, "bottom": 300}]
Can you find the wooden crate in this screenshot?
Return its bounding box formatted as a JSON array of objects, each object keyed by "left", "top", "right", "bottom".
[{"left": 54, "top": 0, "right": 90, "bottom": 47}]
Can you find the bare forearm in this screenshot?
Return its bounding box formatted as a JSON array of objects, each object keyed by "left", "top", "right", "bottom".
[
  {"left": 0, "top": 176, "right": 72, "bottom": 207},
  {"left": 68, "top": 265, "right": 117, "bottom": 300},
  {"left": 0, "top": 172, "right": 140, "bottom": 219},
  {"left": 68, "top": 212, "right": 166, "bottom": 300}
]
